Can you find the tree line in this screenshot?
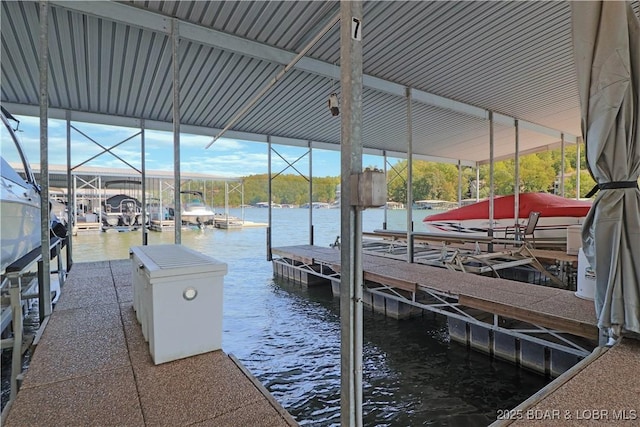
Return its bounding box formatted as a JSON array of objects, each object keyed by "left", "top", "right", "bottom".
[
  {"left": 387, "top": 144, "right": 597, "bottom": 202},
  {"left": 189, "top": 145, "right": 599, "bottom": 207},
  {"left": 201, "top": 174, "right": 340, "bottom": 207}
]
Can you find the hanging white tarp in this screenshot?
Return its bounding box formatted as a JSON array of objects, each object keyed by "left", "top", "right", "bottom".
[{"left": 572, "top": 1, "right": 640, "bottom": 339}]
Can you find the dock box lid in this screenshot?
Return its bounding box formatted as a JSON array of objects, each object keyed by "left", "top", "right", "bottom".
[{"left": 130, "top": 244, "right": 227, "bottom": 278}]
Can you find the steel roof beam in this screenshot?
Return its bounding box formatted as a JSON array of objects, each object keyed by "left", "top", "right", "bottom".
[
  {"left": 50, "top": 1, "right": 577, "bottom": 144},
  {"left": 5, "top": 101, "right": 477, "bottom": 167}
]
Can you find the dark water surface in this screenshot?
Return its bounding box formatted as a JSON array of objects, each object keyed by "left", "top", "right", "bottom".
[{"left": 55, "top": 208, "right": 549, "bottom": 425}]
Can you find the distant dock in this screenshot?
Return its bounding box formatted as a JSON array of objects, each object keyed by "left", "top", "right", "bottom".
[
  {"left": 3, "top": 260, "right": 297, "bottom": 427},
  {"left": 148, "top": 218, "right": 268, "bottom": 231}
]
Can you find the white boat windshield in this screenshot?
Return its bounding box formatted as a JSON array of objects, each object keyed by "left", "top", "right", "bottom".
[{"left": 1, "top": 112, "right": 36, "bottom": 188}]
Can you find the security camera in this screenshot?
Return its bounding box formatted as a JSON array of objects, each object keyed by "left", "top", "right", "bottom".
[{"left": 328, "top": 93, "right": 339, "bottom": 116}]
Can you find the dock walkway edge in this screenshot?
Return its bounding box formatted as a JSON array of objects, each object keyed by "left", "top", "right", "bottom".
[{"left": 3, "top": 259, "right": 297, "bottom": 427}]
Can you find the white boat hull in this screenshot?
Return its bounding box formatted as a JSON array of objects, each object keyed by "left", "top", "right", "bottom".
[
  {"left": 1, "top": 182, "right": 41, "bottom": 273},
  {"left": 181, "top": 209, "right": 215, "bottom": 225},
  {"left": 423, "top": 216, "right": 585, "bottom": 241},
  {"left": 180, "top": 192, "right": 216, "bottom": 225}
]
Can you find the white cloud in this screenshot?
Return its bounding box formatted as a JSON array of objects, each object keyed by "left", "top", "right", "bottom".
[
  {"left": 12, "top": 115, "right": 354, "bottom": 178},
  {"left": 181, "top": 151, "right": 270, "bottom": 177}
]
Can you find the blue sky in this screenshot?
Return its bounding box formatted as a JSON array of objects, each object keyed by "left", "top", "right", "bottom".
[{"left": 13, "top": 114, "right": 392, "bottom": 178}]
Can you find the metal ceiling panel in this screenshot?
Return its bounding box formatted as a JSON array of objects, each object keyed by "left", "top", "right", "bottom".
[{"left": 3, "top": 1, "right": 639, "bottom": 166}]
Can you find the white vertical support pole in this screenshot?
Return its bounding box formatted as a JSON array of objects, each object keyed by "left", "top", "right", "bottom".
[
  {"left": 141, "top": 120, "right": 147, "bottom": 245},
  {"left": 488, "top": 111, "right": 495, "bottom": 251},
  {"left": 38, "top": 0, "right": 52, "bottom": 321},
  {"left": 171, "top": 19, "right": 181, "bottom": 244},
  {"left": 73, "top": 173, "right": 78, "bottom": 230},
  {"left": 340, "top": 1, "right": 363, "bottom": 425},
  {"left": 476, "top": 165, "right": 480, "bottom": 202},
  {"left": 98, "top": 175, "right": 102, "bottom": 226},
  {"left": 514, "top": 119, "right": 520, "bottom": 231},
  {"left": 267, "top": 136, "right": 273, "bottom": 261},
  {"left": 241, "top": 181, "right": 245, "bottom": 222},
  {"left": 383, "top": 151, "right": 388, "bottom": 229},
  {"left": 576, "top": 137, "right": 582, "bottom": 199},
  {"left": 457, "top": 160, "right": 462, "bottom": 207},
  {"left": 225, "top": 182, "right": 229, "bottom": 226},
  {"left": 66, "top": 110, "right": 73, "bottom": 270},
  {"left": 560, "top": 133, "right": 566, "bottom": 197},
  {"left": 406, "top": 87, "right": 414, "bottom": 263},
  {"left": 159, "top": 179, "right": 163, "bottom": 224},
  {"left": 309, "top": 141, "right": 314, "bottom": 245}
]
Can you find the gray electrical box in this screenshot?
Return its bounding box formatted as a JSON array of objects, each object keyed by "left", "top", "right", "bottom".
[{"left": 350, "top": 169, "right": 386, "bottom": 208}]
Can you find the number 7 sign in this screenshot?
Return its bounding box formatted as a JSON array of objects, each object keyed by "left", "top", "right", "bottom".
[{"left": 352, "top": 17, "right": 362, "bottom": 41}]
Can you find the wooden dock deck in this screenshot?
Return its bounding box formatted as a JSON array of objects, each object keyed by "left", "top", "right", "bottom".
[
  {"left": 272, "top": 245, "right": 597, "bottom": 341},
  {"left": 3, "top": 260, "right": 297, "bottom": 427}
]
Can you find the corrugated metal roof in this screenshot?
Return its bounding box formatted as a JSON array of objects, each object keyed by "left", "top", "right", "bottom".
[{"left": 2, "top": 1, "right": 639, "bottom": 165}]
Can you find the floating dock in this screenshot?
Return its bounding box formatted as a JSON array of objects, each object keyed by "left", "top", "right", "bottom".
[
  {"left": 272, "top": 245, "right": 598, "bottom": 377},
  {"left": 148, "top": 219, "right": 175, "bottom": 232},
  {"left": 71, "top": 221, "right": 101, "bottom": 234},
  {"left": 147, "top": 219, "right": 267, "bottom": 231},
  {"left": 3, "top": 260, "right": 297, "bottom": 427}
]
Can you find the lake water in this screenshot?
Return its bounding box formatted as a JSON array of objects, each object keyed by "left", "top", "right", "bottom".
[{"left": 65, "top": 208, "right": 548, "bottom": 426}]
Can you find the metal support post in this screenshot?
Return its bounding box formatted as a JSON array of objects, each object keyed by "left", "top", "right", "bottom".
[
  {"left": 340, "top": 1, "right": 363, "bottom": 425},
  {"left": 476, "top": 165, "right": 480, "bottom": 201},
  {"left": 576, "top": 137, "right": 582, "bottom": 199},
  {"left": 406, "top": 88, "right": 414, "bottom": 263},
  {"left": 488, "top": 111, "right": 495, "bottom": 252},
  {"left": 560, "top": 133, "right": 566, "bottom": 197},
  {"left": 457, "top": 160, "right": 462, "bottom": 207},
  {"left": 514, "top": 120, "right": 520, "bottom": 234},
  {"left": 38, "top": 0, "right": 52, "bottom": 321},
  {"left": 65, "top": 110, "right": 73, "bottom": 271},
  {"left": 309, "top": 141, "right": 314, "bottom": 245},
  {"left": 98, "top": 175, "right": 102, "bottom": 226},
  {"left": 159, "top": 178, "right": 164, "bottom": 225},
  {"left": 383, "top": 151, "right": 388, "bottom": 229},
  {"left": 172, "top": 19, "right": 182, "bottom": 244},
  {"left": 225, "top": 182, "right": 230, "bottom": 226},
  {"left": 73, "top": 175, "right": 78, "bottom": 227},
  {"left": 141, "top": 121, "right": 147, "bottom": 245},
  {"left": 267, "top": 136, "right": 273, "bottom": 261}
]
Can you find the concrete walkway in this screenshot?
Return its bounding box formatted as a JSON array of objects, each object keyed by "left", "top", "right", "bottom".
[{"left": 4, "top": 260, "right": 297, "bottom": 427}]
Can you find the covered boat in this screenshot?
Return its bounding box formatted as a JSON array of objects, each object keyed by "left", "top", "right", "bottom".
[
  {"left": 422, "top": 192, "right": 592, "bottom": 240},
  {"left": 101, "top": 194, "right": 142, "bottom": 228}
]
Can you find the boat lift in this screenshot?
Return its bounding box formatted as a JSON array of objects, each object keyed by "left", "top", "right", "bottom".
[
  {"left": 271, "top": 246, "right": 593, "bottom": 364},
  {"left": 362, "top": 230, "right": 567, "bottom": 288},
  {"left": 0, "top": 237, "right": 66, "bottom": 410}
]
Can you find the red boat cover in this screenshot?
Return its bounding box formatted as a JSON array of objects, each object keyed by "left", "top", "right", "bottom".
[{"left": 423, "top": 193, "right": 592, "bottom": 222}]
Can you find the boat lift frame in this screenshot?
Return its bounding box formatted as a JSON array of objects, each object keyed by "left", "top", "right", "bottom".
[
  {"left": 362, "top": 231, "right": 568, "bottom": 287},
  {"left": 0, "top": 237, "right": 66, "bottom": 411},
  {"left": 266, "top": 140, "right": 314, "bottom": 260},
  {"left": 271, "top": 254, "right": 592, "bottom": 359}
]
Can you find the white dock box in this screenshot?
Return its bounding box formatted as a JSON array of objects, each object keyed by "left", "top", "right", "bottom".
[
  {"left": 575, "top": 248, "right": 595, "bottom": 301},
  {"left": 130, "top": 244, "right": 227, "bottom": 364}
]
